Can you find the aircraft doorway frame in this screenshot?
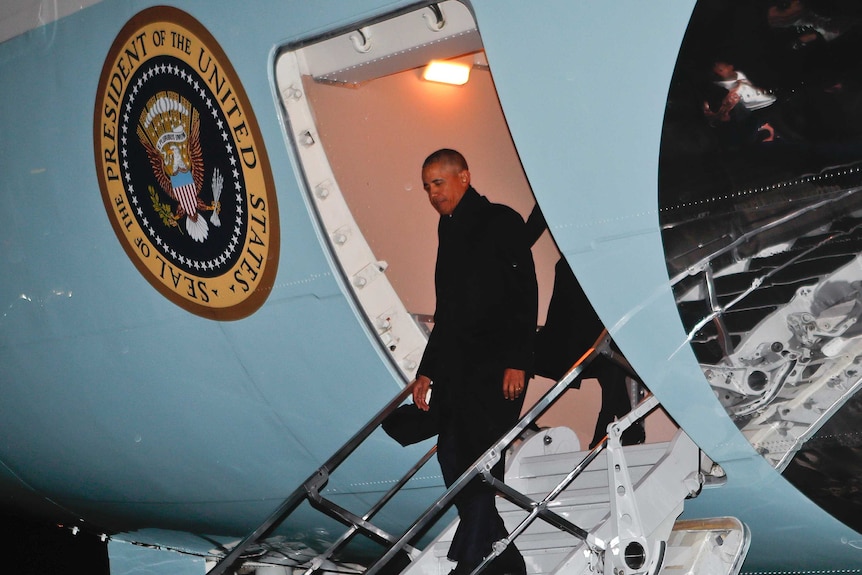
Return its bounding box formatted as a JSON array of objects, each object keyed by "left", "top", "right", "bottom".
[{"left": 273, "top": 1, "right": 546, "bottom": 386}]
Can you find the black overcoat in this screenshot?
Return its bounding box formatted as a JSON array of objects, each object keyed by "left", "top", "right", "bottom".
[{"left": 417, "top": 186, "right": 538, "bottom": 437}]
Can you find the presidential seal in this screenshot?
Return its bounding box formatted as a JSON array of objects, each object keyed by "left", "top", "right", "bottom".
[{"left": 94, "top": 7, "right": 279, "bottom": 320}]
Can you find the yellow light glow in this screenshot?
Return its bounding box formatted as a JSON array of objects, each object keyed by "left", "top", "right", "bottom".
[{"left": 422, "top": 60, "right": 471, "bottom": 85}]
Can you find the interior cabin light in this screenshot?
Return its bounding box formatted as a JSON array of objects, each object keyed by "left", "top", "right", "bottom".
[{"left": 422, "top": 60, "right": 470, "bottom": 85}]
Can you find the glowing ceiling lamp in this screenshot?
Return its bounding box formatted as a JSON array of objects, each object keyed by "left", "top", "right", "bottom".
[{"left": 422, "top": 60, "right": 471, "bottom": 85}]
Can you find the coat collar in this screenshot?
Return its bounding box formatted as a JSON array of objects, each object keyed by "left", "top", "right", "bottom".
[{"left": 447, "top": 186, "right": 483, "bottom": 221}]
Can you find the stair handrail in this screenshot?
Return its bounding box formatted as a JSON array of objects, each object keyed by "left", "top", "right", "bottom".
[
  {"left": 208, "top": 379, "right": 426, "bottom": 575},
  {"left": 364, "top": 329, "right": 618, "bottom": 575},
  {"left": 211, "top": 327, "right": 634, "bottom": 575}
]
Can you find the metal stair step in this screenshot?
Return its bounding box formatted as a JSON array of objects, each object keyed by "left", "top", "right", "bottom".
[{"left": 395, "top": 429, "right": 748, "bottom": 575}]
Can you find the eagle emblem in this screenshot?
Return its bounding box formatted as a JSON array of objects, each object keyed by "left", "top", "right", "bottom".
[{"left": 137, "top": 92, "right": 221, "bottom": 242}]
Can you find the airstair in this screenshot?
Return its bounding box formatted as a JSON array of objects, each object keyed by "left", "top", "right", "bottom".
[{"left": 207, "top": 332, "right": 750, "bottom": 575}]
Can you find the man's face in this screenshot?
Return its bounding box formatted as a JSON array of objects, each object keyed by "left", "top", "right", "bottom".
[{"left": 422, "top": 161, "right": 469, "bottom": 216}]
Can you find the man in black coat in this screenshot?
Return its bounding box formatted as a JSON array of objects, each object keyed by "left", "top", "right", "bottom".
[{"left": 411, "top": 149, "right": 537, "bottom": 575}]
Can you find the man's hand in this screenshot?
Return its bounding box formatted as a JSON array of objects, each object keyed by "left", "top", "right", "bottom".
[
  {"left": 503, "top": 368, "right": 526, "bottom": 400},
  {"left": 412, "top": 375, "right": 432, "bottom": 411}
]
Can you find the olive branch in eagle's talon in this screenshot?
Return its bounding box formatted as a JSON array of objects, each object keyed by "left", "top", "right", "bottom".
[{"left": 149, "top": 185, "right": 182, "bottom": 233}]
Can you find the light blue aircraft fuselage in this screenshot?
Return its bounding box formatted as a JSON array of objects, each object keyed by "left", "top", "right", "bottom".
[{"left": 3, "top": 1, "right": 862, "bottom": 573}]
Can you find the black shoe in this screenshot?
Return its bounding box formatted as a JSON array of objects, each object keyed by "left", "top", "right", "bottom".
[
  {"left": 448, "top": 562, "right": 478, "bottom": 575},
  {"left": 621, "top": 421, "right": 645, "bottom": 446}
]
